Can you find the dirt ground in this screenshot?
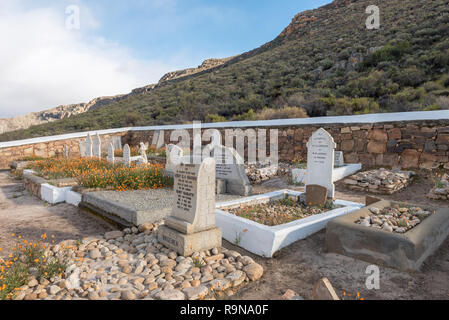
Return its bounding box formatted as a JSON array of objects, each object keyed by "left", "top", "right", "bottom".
[
  {"left": 0, "top": 171, "right": 114, "bottom": 259},
  {"left": 1, "top": 169, "right": 448, "bottom": 300}
]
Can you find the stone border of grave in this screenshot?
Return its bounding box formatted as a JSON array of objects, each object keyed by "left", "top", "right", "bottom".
[
  {"left": 291, "top": 163, "right": 362, "bottom": 185},
  {"left": 216, "top": 190, "right": 363, "bottom": 258},
  {"left": 326, "top": 200, "right": 449, "bottom": 271},
  {"left": 80, "top": 191, "right": 172, "bottom": 227},
  {"left": 22, "top": 169, "right": 82, "bottom": 206}
]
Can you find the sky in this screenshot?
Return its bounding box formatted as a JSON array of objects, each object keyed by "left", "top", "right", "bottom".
[{"left": 0, "top": 0, "right": 332, "bottom": 118}]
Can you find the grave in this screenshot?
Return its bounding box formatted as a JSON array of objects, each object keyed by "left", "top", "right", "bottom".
[
  {"left": 206, "top": 145, "right": 252, "bottom": 196},
  {"left": 138, "top": 142, "right": 148, "bottom": 164},
  {"left": 107, "top": 143, "right": 115, "bottom": 164},
  {"left": 165, "top": 144, "right": 184, "bottom": 174},
  {"left": 305, "top": 128, "right": 336, "bottom": 198},
  {"left": 64, "top": 145, "right": 69, "bottom": 158},
  {"left": 151, "top": 130, "right": 165, "bottom": 149},
  {"left": 123, "top": 144, "right": 131, "bottom": 167},
  {"left": 305, "top": 185, "right": 328, "bottom": 206},
  {"left": 216, "top": 190, "right": 363, "bottom": 257},
  {"left": 291, "top": 132, "right": 361, "bottom": 185},
  {"left": 85, "top": 134, "right": 93, "bottom": 157},
  {"left": 158, "top": 158, "right": 222, "bottom": 256},
  {"left": 327, "top": 200, "right": 449, "bottom": 271},
  {"left": 93, "top": 133, "right": 102, "bottom": 158}
]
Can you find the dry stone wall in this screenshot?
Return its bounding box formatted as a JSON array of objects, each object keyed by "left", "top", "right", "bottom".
[{"left": 1, "top": 117, "right": 449, "bottom": 171}]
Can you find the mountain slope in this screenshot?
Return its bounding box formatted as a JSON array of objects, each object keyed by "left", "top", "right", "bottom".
[{"left": 1, "top": 0, "right": 448, "bottom": 142}]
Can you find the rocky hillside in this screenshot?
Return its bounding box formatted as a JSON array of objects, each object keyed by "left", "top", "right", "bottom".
[
  {"left": 0, "top": 57, "right": 235, "bottom": 135},
  {"left": 1, "top": 0, "right": 448, "bottom": 141}
]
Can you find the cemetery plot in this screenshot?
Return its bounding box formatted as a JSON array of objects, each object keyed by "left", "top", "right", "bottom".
[
  {"left": 226, "top": 193, "right": 343, "bottom": 226},
  {"left": 343, "top": 168, "right": 415, "bottom": 194},
  {"left": 216, "top": 190, "right": 363, "bottom": 258},
  {"left": 326, "top": 200, "right": 449, "bottom": 271}
]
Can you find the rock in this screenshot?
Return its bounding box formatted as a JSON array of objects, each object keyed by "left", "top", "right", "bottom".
[
  {"left": 138, "top": 223, "right": 154, "bottom": 233},
  {"left": 89, "top": 249, "right": 101, "bottom": 259},
  {"left": 121, "top": 290, "right": 136, "bottom": 300},
  {"left": 243, "top": 263, "right": 264, "bottom": 281},
  {"left": 281, "top": 289, "right": 298, "bottom": 300},
  {"left": 28, "top": 278, "right": 38, "bottom": 287},
  {"left": 155, "top": 289, "right": 185, "bottom": 300},
  {"left": 48, "top": 285, "right": 61, "bottom": 295},
  {"left": 226, "top": 271, "right": 246, "bottom": 287},
  {"left": 104, "top": 231, "right": 123, "bottom": 240},
  {"left": 183, "top": 286, "right": 209, "bottom": 300}
]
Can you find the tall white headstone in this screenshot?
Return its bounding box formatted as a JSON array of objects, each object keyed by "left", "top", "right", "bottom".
[
  {"left": 123, "top": 144, "right": 131, "bottom": 167},
  {"left": 305, "top": 128, "right": 336, "bottom": 198},
  {"left": 334, "top": 151, "right": 344, "bottom": 167},
  {"left": 93, "top": 133, "right": 102, "bottom": 158},
  {"left": 85, "top": 134, "right": 93, "bottom": 157},
  {"left": 64, "top": 145, "right": 69, "bottom": 159},
  {"left": 107, "top": 143, "right": 115, "bottom": 164}
]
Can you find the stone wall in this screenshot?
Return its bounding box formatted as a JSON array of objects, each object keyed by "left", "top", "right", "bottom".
[
  {"left": 123, "top": 119, "right": 449, "bottom": 170},
  {"left": 1, "top": 116, "right": 449, "bottom": 171},
  {"left": 0, "top": 133, "right": 126, "bottom": 169}
]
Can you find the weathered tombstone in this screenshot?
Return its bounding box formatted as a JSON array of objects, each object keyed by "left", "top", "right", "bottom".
[
  {"left": 85, "top": 134, "right": 93, "bottom": 157},
  {"left": 334, "top": 151, "right": 344, "bottom": 167},
  {"left": 93, "top": 133, "right": 102, "bottom": 158},
  {"left": 205, "top": 144, "right": 252, "bottom": 196},
  {"left": 123, "top": 144, "right": 131, "bottom": 167},
  {"left": 158, "top": 158, "right": 221, "bottom": 256},
  {"left": 138, "top": 142, "right": 148, "bottom": 164},
  {"left": 64, "top": 145, "right": 69, "bottom": 159},
  {"left": 165, "top": 144, "right": 184, "bottom": 173},
  {"left": 310, "top": 277, "right": 340, "bottom": 300},
  {"left": 305, "top": 128, "right": 336, "bottom": 198},
  {"left": 112, "top": 136, "right": 122, "bottom": 151},
  {"left": 151, "top": 130, "right": 165, "bottom": 149},
  {"left": 107, "top": 143, "right": 115, "bottom": 164},
  {"left": 305, "top": 185, "right": 328, "bottom": 207}
]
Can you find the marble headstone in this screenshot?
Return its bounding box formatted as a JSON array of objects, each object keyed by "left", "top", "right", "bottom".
[
  {"left": 85, "top": 134, "right": 93, "bottom": 157},
  {"left": 139, "top": 142, "right": 148, "bottom": 164},
  {"left": 93, "top": 133, "right": 102, "bottom": 158},
  {"left": 123, "top": 144, "right": 131, "bottom": 167},
  {"left": 152, "top": 130, "right": 165, "bottom": 149},
  {"left": 165, "top": 144, "right": 184, "bottom": 173},
  {"left": 158, "top": 158, "right": 221, "bottom": 256},
  {"left": 305, "top": 128, "right": 336, "bottom": 198},
  {"left": 64, "top": 145, "right": 69, "bottom": 158},
  {"left": 204, "top": 144, "right": 252, "bottom": 196},
  {"left": 107, "top": 143, "right": 115, "bottom": 164}
]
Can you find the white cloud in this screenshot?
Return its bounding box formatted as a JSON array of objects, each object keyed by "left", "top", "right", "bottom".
[{"left": 0, "top": 1, "right": 176, "bottom": 118}]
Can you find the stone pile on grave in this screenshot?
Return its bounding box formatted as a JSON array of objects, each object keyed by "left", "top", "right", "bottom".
[{"left": 158, "top": 157, "right": 222, "bottom": 256}]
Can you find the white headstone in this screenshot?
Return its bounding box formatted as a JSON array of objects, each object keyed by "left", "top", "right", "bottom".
[
  {"left": 152, "top": 130, "right": 165, "bottom": 149},
  {"left": 93, "top": 133, "right": 102, "bottom": 158},
  {"left": 85, "top": 134, "right": 93, "bottom": 157},
  {"left": 139, "top": 142, "right": 148, "bottom": 164},
  {"left": 79, "top": 141, "right": 86, "bottom": 157},
  {"left": 334, "top": 151, "right": 344, "bottom": 167},
  {"left": 113, "top": 136, "right": 122, "bottom": 150},
  {"left": 107, "top": 143, "right": 115, "bottom": 164},
  {"left": 123, "top": 144, "right": 131, "bottom": 167},
  {"left": 166, "top": 144, "right": 184, "bottom": 173},
  {"left": 64, "top": 145, "right": 69, "bottom": 158},
  {"left": 305, "top": 128, "right": 336, "bottom": 198},
  {"left": 165, "top": 158, "right": 216, "bottom": 234}
]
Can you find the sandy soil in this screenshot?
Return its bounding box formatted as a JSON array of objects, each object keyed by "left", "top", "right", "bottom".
[{"left": 0, "top": 171, "right": 114, "bottom": 259}]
